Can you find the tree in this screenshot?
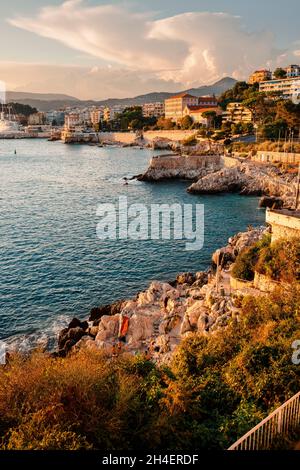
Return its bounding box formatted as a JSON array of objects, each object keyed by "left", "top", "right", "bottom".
[
  {"left": 259, "top": 119, "right": 288, "bottom": 139},
  {"left": 273, "top": 68, "right": 287, "bottom": 79},
  {"left": 156, "top": 117, "right": 175, "bottom": 130},
  {"left": 180, "top": 115, "right": 193, "bottom": 130}
]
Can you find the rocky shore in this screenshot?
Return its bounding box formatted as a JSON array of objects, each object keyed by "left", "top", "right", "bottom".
[
  {"left": 56, "top": 226, "right": 268, "bottom": 364},
  {"left": 139, "top": 151, "right": 297, "bottom": 208},
  {"left": 187, "top": 161, "right": 296, "bottom": 207}
]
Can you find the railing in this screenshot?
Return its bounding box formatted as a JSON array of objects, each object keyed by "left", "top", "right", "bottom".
[{"left": 228, "top": 391, "right": 300, "bottom": 450}]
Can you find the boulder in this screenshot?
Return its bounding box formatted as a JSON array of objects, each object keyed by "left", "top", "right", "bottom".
[
  {"left": 58, "top": 327, "right": 87, "bottom": 352},
  {"left": 176, "top": 272, "right": 196, "bottom": 285},
  {"left": 89, "top": 304, "right": 111, "bottom": 322},
  {"left": 68, "top": 318, "right": 88, "bottom": 331}
]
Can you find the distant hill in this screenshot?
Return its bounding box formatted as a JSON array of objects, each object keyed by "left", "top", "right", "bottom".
[
  {"left": 7, "top": 91, "right": 79, "bottom": 102},
  {"left": 7, "top": 77, "right": 237, "bottom": 111}
]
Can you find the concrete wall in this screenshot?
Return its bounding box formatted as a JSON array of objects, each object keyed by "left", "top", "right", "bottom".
[
  {"left": 266, "top": 209, "right": 300, "bottom": 242},
  {"left": 97, "top": 130, "right": 197, "bottom": 144},
  {"left": 230, "top": 276, "right": 253, "bottom": 290},
  {"left": 221, "top": 155, "right": 242, "bottom": 168},
  {"left": 149, "top": 154, "right": 221, "bottom": 171},
  {"left": 253, "top": 151, "right": 300, "bottom": 164},
  {"left": 253, "top": 272, "right": 280, "bottom": 293},
  {"left": 144, "top": 130, "right": 196, "bottom": 142}
]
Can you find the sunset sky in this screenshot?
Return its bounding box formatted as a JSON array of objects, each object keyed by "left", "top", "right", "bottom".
[{"left": 1, "top": 0, "right": 300, "bottom": 99}]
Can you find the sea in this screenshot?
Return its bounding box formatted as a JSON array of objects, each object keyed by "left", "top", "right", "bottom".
[{"left": 0, "top": 139, "right": 265, "bottom": 350}]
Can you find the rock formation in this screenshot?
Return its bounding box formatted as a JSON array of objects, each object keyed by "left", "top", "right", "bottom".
[
  {"left": 187, "top": 162, "right": 296, "bottom": 207},
  {"left": 56, "top": 227, "right": 268, "bottom": 364}
]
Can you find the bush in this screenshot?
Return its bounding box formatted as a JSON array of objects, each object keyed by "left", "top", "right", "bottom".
[
  {"left": 256, "top": 237, "right": 300, "bottom": 282},
  {"left": 231, "top": 234, "right": 271, "bottom": 281}
]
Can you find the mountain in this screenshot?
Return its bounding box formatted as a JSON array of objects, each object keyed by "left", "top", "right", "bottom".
[
  {"left": 6, "top": 91, "right": 79, "bottom": 102},
  {"left": 7, "top": 77, "right": 237, "bottom": 111}
]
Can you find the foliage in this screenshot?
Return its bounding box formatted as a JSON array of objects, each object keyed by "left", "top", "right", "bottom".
[
  {"left": 6, "top": 102, "right": 38, "bottom": 117},
  {"left": 273, "top": 68, "right": 287, "bottom": 79},
  {"left": 0, "top": 277, "right": 299, "bottom": 450},
  {"left": 231, "top": 234, "right": 271, "bottom": 281},
  {"left": 0, "top": 234, "right": 299, "bottom": 450},
  {"left": 256, "top": 238, "right": 300, "bottom": 282},
  {"left": 179, "top": 115, "right": 193, "bottom": 130},
  {"left": 182, "top": 134, "right": 198, "bottom": 146}
]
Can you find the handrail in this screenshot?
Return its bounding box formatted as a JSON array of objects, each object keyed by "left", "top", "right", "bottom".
[{"left": 228, "top": 391, "right": 300, "bottom": 450}]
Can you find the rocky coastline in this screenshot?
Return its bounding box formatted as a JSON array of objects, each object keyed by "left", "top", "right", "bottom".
[
  {"left": 139, "top": 153, "right": 297, "bottom": 208},
  {"left": 56, "top": 226, "right": 268, "bottom": 364}
]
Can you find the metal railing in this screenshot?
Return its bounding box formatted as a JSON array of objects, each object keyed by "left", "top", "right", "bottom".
[{"left": 228, "top": 391, "right": 300, "bottom": 450}]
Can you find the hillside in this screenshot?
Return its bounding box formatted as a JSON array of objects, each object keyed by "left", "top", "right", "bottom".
[{"left": 7, "top": 77, "right": 237, "bottom": 111}]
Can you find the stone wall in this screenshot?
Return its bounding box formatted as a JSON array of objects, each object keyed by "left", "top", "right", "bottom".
[
  {"left": 230, "top": 276, "right": 253, "bottom": 291},
  {"left": 266, "top": 209, "right": 300, "bottom": 242},
  {"left": 221, "top": 155, "right": 243, "bottom": 168},
  {"left": 253, "top": 151, "right": 300, "bottom": 164},
  {"left": 97, "top": 130, "right": 197, "bottom": 144},
  {"left": 253, "top": 272, "right": 280, "bottom": 293},
  {"left": 150, "top": 154, "right": 221, "bottom": 170}
]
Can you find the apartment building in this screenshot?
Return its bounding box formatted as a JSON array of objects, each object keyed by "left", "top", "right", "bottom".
[
  {"left": 249, "top": 70, "right": 272, "bottom": 84},
  {"left": 64, "top": 113, "right": 80, "bottom": 128},
  {"left": 142, "top": 102, "right": 164, "bottom": 118},
  {"left": 183, "top": 105, "right": 222, "bottom": 126},
  {"left": 28, "top": 112, "right": 46, "bottom": 125},
  {"left": 90, "top": 108, "right": 103, "bottom": 126},
  {"left": 286, "top": 64, "right": 300, "bottom": 78},
  {"left": 198, "top": 96, "right": 218, "bottom": 107},
  {"left": 222, "top": 102, "right": 253, "bottom": 124},
  {"left": 259, "top": 77, "right": 300, "bottom": 103},
  {"left": 165, "top": 93, "right": 199, "bottom": 122},
  {"left": 103, "top": 106, "right": 125, "bottom": 122}
]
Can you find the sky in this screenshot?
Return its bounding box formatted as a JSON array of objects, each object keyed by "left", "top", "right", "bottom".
[{"left": 0, "top": 0, "right": 300, "bottom": 100}]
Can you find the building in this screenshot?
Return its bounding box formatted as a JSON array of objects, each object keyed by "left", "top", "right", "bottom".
[
  {"left": 165, "top": 93, "right": 199, "bottom": 122},
  {"left": 28, "top": 112, "right": 46, "bottom": 125},
  {"left": 64, "top": 113, "right": 80, "bottom": 128},
  {"left": 45, "top": 110, "right": 65, "bottom": 126},
  {"left": 266, "top": 209, "right": 300, "bottom": 243},
  {"left": 103, "top": 106, "right": 125, "bottom": 122},
  {"left": 259, "top": 77, "right": 300, "bottom": 103},
  {"left": 142, "top": 102, "right": 164, "bottom": 118},
  {"left": 222, "top": 102, "right": 253, "bottom": 124},
  {"left": 183, "top": 105, "right": 222, "bottom": 126},
  {"left": 198, "top": 96, "right": 218, "bottom": 107},
  {"left": 90, "top": 108, "right": 103, "bottom": 126},
  {"left": 285, "top": 64, "right": 300, "bottom": 78},
  {"left": 248, "top": 70, "right": 272, "bottom": 85}
]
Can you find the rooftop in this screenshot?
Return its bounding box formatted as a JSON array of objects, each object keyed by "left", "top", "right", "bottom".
[{"left": 166, "top": 92, "right": 197, "bottom": 100}]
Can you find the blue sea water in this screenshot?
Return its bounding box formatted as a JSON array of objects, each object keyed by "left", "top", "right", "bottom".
[{"left": 0, "top": 139, "right": 265, "bottom": 349}]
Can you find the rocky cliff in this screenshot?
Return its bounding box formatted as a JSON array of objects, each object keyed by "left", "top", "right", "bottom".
[
  {"left": 187, "top": 162, "right": 296, "bottom": 207},
  {"left": 138, "top": 153, "right": 222, "bottom": 181},
  {"left": 57, "top": 226, "right": 267, "bottom": 364}
]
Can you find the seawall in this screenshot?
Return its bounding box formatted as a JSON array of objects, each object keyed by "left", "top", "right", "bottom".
[{"left": 97, "top": 130, "right": 197, "bottom": 144}]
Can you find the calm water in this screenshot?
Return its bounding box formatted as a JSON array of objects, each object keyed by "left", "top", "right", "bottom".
[{"left": 0, "top": 139, "right": 265, "bottom": 349}]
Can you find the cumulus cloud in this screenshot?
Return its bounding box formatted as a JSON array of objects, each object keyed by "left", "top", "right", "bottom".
[{"left": 7, "top": 0, "right": 293, "bottom": 92}]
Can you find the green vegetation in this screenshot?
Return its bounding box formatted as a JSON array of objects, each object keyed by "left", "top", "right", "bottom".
[
  {"left": 219, "top": 80, "right": 300, "bottom": 139},
  {"left": 0, "top": 280, "right": 299, "bottom": 450},
  {"left": 231, "top": 234, "right": 271, "bottom": 281},
  {"left": 231, "top": 236, "right": 300, "bottom": 284},
  {"left": 256, "top": 238, "right": 300, "bottom": 283},
  {"left": 0, "top": 236, "right": 299, "bottom": 450}
]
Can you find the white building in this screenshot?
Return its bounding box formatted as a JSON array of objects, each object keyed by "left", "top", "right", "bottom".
[
  {"left": 286, "top": 64, "right": 300, "bottom": 78},
  {"left": 259, "top": 77, "right": 300, "bottom": 103},
  {"left": 142, "top": 102, "right": 164, "bottom": 118},
  {"left": 90, "top": 108, "right": 103, "bottom": 126}
]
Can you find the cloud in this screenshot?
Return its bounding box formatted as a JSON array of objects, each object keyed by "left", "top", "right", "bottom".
[
  {"left": 0, "top": 62, "right": 183, "bottom": 99},
  {"left": 8, "top": 0, "right": 286, "bottom": 88}
]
